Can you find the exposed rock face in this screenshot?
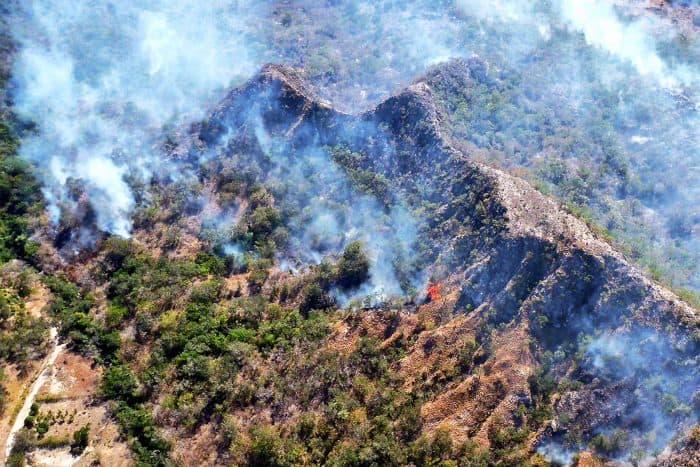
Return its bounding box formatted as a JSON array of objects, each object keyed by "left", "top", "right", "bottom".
[{"left": 181, "top": 63, "right": 699, "bottom": 461}]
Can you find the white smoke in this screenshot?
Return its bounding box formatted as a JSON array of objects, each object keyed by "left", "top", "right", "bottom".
[
  {"left": 10, "top": 0, "right": 267, "bottom": 237},
  {"left": 537, "top": 441, "right": 576, "bottom": 466},
  {"left": 540, "top": 328, "right": 700, "bottom": 463},
  {"left": 457, "top": 0, "right": 533, "bottom": 23},
  {"left": 456, "top": 0, "right": 699, "bottom": 89},
  {"left": 250, "top": 121, "right": 424, "bottom": 302},
  {"left": 10, "top": 0, "right": 699, "bottom": 239},
  {"left": 559, "top": 0, "right": 684, "bottom": 88}
]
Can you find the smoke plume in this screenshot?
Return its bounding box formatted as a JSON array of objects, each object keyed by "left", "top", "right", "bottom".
[{"left": 10, "top": 0, "right": 267, "bottom": 236}]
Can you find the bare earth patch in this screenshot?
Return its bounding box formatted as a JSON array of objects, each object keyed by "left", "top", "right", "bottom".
[{"left": 30, "top": 351, "right": 132, "bottom": 466}]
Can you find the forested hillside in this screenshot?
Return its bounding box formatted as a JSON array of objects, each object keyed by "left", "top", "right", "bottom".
[{"left": 1, "top": 2, "right": 699, "bottom": 467}]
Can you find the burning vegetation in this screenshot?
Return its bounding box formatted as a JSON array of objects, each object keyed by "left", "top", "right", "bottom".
[{"left": 426, "top": 283, "right": 443, "bottom": 302}]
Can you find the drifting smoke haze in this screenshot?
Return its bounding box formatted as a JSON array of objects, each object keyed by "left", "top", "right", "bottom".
[
  {"left": 576, "top": 328, "right": 700, "bottom": 462},
  {"left": 521, "top": 282, "right": 700, "bottom": 467},
  {"left": 455, "top": 0, "right": 700, "bottom": 291},
  {"left": 10, "top": 0, "right": 267, "bottom": 236},
  {"left": 284, "top": 0, "right": 700, "bottom": 290},
  {"left": 197, "top": 96, "right": 426, "bottom": 303},
  {"left": 259, "top": 143, "right": 423, "bottom": 304},
  {"left": 8, "top": 0, "right": 700, "bottom": 290}
]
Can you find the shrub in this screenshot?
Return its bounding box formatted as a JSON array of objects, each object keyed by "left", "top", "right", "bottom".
[
  {"left": 42, "top": 276, "right": 111, "bottom": 358},
  {"left": 0, "top": 121, "right": 41, "bottom": 264},
  {"left": 189, "top": 280, "right": 221, "bottom": 305},
  {"left": 528, "top": 366, "right": 556, "bottom": 402},
  {"left": 70, "top": 424, "right": 90, "bottom": 454},
  {"left": 114, "top": 403, "right": 171, "bottom": 464},
  {"left": 248, "top": 425, "right": 305, "bottom": 466},
  {"left": 336, "top": 241, "right": 370, "bottom": 290},
  {"left": 457, "top": 337, "right": 478, "bottom": 373},
  {"left": 299, "top": 284, "right": 334, "bottom": 317},
  {"left": 590, "top": 430, "right": 629, "bottom": 457},
  {"left": 248, "top": 206, "right": 281, "bottom": 238},
  {"left": 105, "top": 303, "right": 129, "bottom": 329},
  {"left": 101, "top": 237, "right": 135, "bottom": 274},
  {"left": 8, "top": 428, "right": 36, "bottom": 467},
  {"left": 195, "top": 252, "right": 227, "bottom": 276},
  {"left": 101, "top": 365, "right": 138, "bottom": 401},
  {"left": 36, "top": 420, "right": 49, "bottom": 436},
  {"left": 431, "top": 427, "right": 454, "bottom": 459},
  {"left": 0, "top": 381, "right": 6, "bottom": 416},
  {"left": 36, "top": 436, "right": 70, "bottom": 449},
  {"left": 247, "top": 267, "right": 269, "bottom": 295},
  {"left": 487, "top": 418, "right": 529, "bottom": 453}
]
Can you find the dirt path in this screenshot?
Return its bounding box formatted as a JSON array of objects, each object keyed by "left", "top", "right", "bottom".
[{"left": 4, "top": 327, "right": 65, "bottom": 461}]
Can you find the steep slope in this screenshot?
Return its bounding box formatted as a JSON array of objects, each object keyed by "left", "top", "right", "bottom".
[
  {"left": 17, "top": 63, "right": 699, "bottom": 466},
  {"left": 197, "top": 63, "right": 696, "bottom": 328},
  {"left": 156, "top": 63, "right": 699, "bottom": 464}
]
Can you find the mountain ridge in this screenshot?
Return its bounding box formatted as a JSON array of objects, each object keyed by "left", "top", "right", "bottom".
[
  {"left": 207, "top": 62, "right": 697, "bottom": 323},
  {"left": 149, "top": 62, "right": 700, "bottom": 463},
  {"left": 7, "top": 60, "right": 699, "bottom": 466}
]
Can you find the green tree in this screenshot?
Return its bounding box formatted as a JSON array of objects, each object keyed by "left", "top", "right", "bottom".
[{"left": 336, "top": 241, "right": 370, "bottom": 289}]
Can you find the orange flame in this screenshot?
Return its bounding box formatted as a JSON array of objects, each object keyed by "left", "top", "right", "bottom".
[{"left": 426, "top": 283, "right": 443, "bottom": 302}]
